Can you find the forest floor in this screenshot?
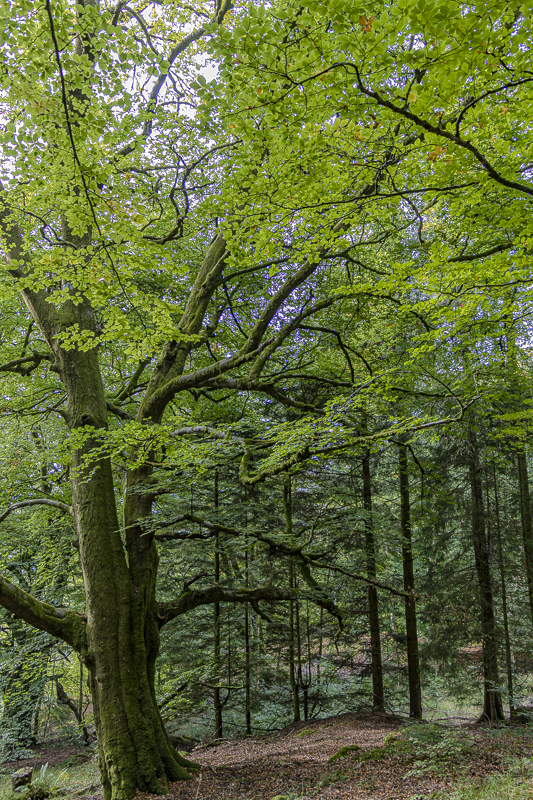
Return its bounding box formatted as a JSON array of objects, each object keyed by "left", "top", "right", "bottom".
[{"left": 3, "top": 713, "right": 533, "bottom": 800}]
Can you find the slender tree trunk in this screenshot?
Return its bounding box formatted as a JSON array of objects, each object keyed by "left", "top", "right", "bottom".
[
  {"left": 244, "top": 528, "right": 252, "bottom": 735},
  {"left": 213, "top": 472, "right": 223, "bottom": 739},
  {"left": 517, "top": 450, "right": 533, "bottom": 626},
  {"left": 504, "top": 325, "right": 533, "bottom": 627},
  {"left": 468, "top": 428, "right": 504, "bottom": 722},
  {"left": 362, "top": 450, "right": 385, "bottom": 711},
  {"left": 398, "top": 443, "right": 422, "bottom": 719},
  {"left": 492, "top": 463, "right": 514, "bottom": 718},
  {"left": 284, "top": 475, "right": 300, "bottom": 722},
  {"left": 288, "top": 560, "right": 300, "bottom": 723},
  {"left": 317, "top": 605, "right": 324, "bottom": 687}
]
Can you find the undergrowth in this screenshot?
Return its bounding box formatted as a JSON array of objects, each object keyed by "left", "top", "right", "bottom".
[
  {"left": 0, "top": 757, "right": 100, "bottom": 800},
  {"left": 327, "top": 722, "right": 477, "bottom": 778},
  {"left": 435, "top": 770, "right": 533, "bottom": 800}
]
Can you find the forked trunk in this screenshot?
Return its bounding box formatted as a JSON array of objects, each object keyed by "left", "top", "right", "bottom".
[
  {"left": 74, "top": 459, "right": 197, "bottom": 800},
  {"left": 31, "top": 308, "right": 197, "bottom": 800}
]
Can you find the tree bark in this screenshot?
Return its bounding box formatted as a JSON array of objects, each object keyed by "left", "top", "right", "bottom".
[
  {"left": 10, "top": 277, "right": 198, "bottom": 799},
  {"left": 517, "top": 450, "right": 533, "bottom": 626},
  {"left": 492, "top": 463, "right": 514, "bottom": 717},
  {"left": 398, "top": 443, "right": 422, "bottom": 719},
  {"left": 362, "top": 450, "right": 385, "bottom": 712},
  {"left": 213, "top": 472, "right": 223, "bottom": 739},
  {"left": 468, "top": 428, "right": 504, "bottom": 722},
  {"left": 244, "top": 526, "right": 252, "bottom": 735},
  {"left": 288, "top": 560, "right": 301, "bottom": 723}
]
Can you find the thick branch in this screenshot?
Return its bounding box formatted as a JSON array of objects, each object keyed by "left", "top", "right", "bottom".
[
  {"left": 0, "top": 574, "right": 86, "bottom": 649},
  {"left": 114, "top": 358, "right": 150, "bottom": 403},
  {"left": 0, "top": 353, "right": 52, "bottom": 377},
  {"left": 346, "top": 65, "right": 533, "bottom": 197},
  {"left": 106, "top": 400, "right": 135, "bottom": 421},
  {"left": 448, "top": 242, "right": 513, "bottom": 263},
  {"left": 0, "top": 499, "right": 72, "bottom": 524},
  {"left": 157, "top": 583, "right": 340, "bottom": 628}
]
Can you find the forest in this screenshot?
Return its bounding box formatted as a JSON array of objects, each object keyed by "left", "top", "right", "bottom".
[{"left": 0, "top": 0, "right": 533, "bottom": 799}]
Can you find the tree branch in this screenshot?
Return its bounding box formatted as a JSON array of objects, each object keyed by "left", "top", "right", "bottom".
[
  {"left": 157, "top": 583, "right": 341, "bottom": 628},
  {"left": 117, "top": 0, "right": 233, "bottom": 155},
  {"left": 0, "top": 499, "right": 73, "bottom": 524},
  {"left": 345, "top": 65, "right": 533, "bottom": 197},
  {"left": 106, "top": 400, "right": 135, "bottom": 421},
  {"left": 448, "top": 242, "right": 513, "bottom": 262},
  {"left": 0, "top": 574, "right": 86, "bottom": 649},
  {"left": 114, "top": 358, "right": 151, "bottom": 403},
  {"left": 0, "top": 353, "right": 52, "bottom": 377}
]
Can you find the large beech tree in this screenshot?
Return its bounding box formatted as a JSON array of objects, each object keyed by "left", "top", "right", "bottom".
[{"left": 2, "top": 0, "right": 533, "bottom": 797}]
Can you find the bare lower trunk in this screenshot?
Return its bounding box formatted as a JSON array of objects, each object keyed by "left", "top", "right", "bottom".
[
  {"left": 362, "top": 450, "right": 385, "bottom": 711},
  {"left": 517, "top": 450, "right": 533, "bottom": 626},
  {"left": 213, "top": 474, "right": 223, "bottom": 739},
  {"left": 78, "top": 427, "right": 196, "bottom": 799},
  {"left": 398, "top": 444, "right": 422, "bottom": 719},
  {"left": 87, "top": 622, "right": 196, "bottom": 800},
  {"left": 492, "top": 464, "right": 514, "bottom": 717},
  {"left": 288, "top": 562, "right": 301, "bottom": 723},
  {"left": 468, "top": 428, "right": 504, "bottom": 722}
]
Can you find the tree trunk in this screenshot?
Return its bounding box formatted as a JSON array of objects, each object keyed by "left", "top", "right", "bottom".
[
  {"left": 362, "top": 450, "right": 385, "bottom": 711},
  {"left": 288, "top": 560, "right": 301, "bottom": 723},
  {"left": 244, "top": 530, "right": 252, "bottom": 735},
  {"left": 80, "top": 408, "right": 197, "bottom": 800},
  {"left": 492, "top": 463, "right": 514, "bottom": 717},
  {"left": 468, "top": 428, "right": 504, "bottom": 722},
  {"left": 398, "top": 443, "right": 422, "bottom": 719},
  {"left": 22, "top": 291, "right": 197, "bottom": 799},
  {"left": 213, "top": 473, "right": 223, "bottom": 739},
  {"left": 517, "top": 449, "right": 533, "bottom": 626}
]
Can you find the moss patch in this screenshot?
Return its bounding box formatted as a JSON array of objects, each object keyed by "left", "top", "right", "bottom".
[{"left": 328, "top": 744, "right": 362, "bottom": 763}]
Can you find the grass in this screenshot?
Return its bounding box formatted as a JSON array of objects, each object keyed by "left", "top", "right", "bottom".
[
  {"left": 428, "top": 753, "right": 533, "bottom": 800},
  {"left": 435, "top": 772, "right": 533, "bottom": 799},
  {"left": 0, "top": 756, "right": 100, "bottom": 800}
]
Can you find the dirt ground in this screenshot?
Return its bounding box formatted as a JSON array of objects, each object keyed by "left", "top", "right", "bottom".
[
  {"left": 1, "top": 743, "right": 94, "bottom": 771},
  {"left": 171, "top": 713, "right": 519, "bottom": 800},
  {"left": 2, "top": 713, "right": 532, "bottom": 800}
]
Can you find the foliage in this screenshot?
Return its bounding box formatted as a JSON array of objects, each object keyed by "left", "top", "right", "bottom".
[
  {"left": 10, "top": 764, "right": 68, "bottom": 800},
  {"left": 0, "top": 0, "right": 533, "bottom": 796},
  {"left": 400, "top": 724, "right": 477, "bottom": 778}
]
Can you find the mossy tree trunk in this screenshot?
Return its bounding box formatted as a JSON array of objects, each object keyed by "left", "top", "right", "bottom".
[
  {"left": 21, "top": 287, "right": 197, "bottom": 799},
  {"left": 0, "top": 221, "right": 230, "bottom": 799}
]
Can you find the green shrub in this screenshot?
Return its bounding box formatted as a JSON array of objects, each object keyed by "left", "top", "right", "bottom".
[{"left": 11, "top": 764, "right": 68, "bottom": 800}]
